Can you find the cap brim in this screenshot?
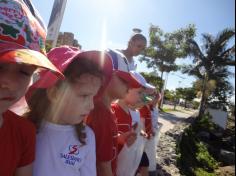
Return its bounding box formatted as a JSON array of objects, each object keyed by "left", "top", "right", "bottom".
[
  {"left": 33, "top": 50, "right": 113, "bottom": 89},
  {"left": 0, "top": 43, "right": 63, "bottom": 77},
  {"left": 115, "top": 70, "right": 141, "bottom": 88},
  {"left": 145, "top": 83, "right": 156, "bottom": 90}
]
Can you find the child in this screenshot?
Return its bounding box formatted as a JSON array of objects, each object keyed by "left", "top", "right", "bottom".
[
  {"left": 112, "top": 71, "right": 155, "bottom": 176},
  {"left": 140, "top": 90, "right": 162, "bottom": 176},
  {"left": 0, "top": 0, "right": 61, "bottom": 175},
  {"left": 25, "top": 46, "right": 113, "bottom": 176},
  {"left": 86, "top": 49, "right": 141, "bottom": 176}
]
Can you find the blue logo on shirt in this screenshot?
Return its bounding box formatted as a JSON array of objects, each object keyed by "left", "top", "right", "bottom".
[{"left": 60, "top": 145, "right": 82, "bottom": 166}]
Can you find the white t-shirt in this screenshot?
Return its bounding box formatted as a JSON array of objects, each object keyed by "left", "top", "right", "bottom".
[
  {"left": 33, "top": 121, "right": 96, "bottom": 176},
  {"left": 127, "top": 58, "right": 137, "bottom": 71},
  {"left": 151, "top": 107, "right": 159, "bottom": 131}
]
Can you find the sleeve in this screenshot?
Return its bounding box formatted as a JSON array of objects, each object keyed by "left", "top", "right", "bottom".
[
  {"left": 18, "top": 120, "right": 36, "bottom": 167},
  {"left": 81, "top": 127, "right": 97, "bottom": 176}
]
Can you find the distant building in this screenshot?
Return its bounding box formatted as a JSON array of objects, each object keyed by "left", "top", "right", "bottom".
[{"left": 47, "top": 32, "right": 82, "bottom": 49}]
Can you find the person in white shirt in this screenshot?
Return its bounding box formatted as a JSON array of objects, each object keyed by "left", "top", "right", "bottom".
[
  {"left": 108, "top": 32, "right": 147, "bottom": 71},
  {"left": 25, "top": 46, "right": 113, "bottom": 176}
]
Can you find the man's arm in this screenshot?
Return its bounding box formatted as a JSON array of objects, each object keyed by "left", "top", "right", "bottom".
[
  {"left": 97, "top": 161, "right": 113, "bottom": 176},
  {"left": 15, "top": 163, "right": 33, "bottom": 176}
]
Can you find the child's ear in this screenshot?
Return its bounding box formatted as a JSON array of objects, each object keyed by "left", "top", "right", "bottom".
[
  {"left": 46, "top": 86, "right": 59, "bottom": 103},
  {"left": 128, "top": 41, "right": 133, "bottom": 48}
]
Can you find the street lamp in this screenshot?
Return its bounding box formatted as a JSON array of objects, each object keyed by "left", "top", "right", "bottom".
[{"left": 132, "top": 28, "right": 142, "bottom": 33}]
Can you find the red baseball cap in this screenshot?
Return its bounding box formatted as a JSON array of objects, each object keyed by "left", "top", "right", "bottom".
[
  {"left": 32, "top": 46, "right": 113, "bottom": 89},
  {"left": 0, "top": 0, "right": 62, "bottom": 76},
  {"left": 107, "top": 49, "right": 141, "bottom": 88}
]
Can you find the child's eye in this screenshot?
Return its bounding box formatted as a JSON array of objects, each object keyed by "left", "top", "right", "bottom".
[
  {"left": 19, "top": 66, "right": 36, "bottom": 77},
  {"left": 0, "top": 64, "right": 5, "bottom": 70},
  {"left": 20, "top": 70, "right": 32, "bottom": 76},
  {"left": 78, "top": 94, "right": 88, "bottom": 99}
]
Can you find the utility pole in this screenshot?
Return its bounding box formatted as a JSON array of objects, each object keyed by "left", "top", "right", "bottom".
[
  {"left": 160, "top": 72, "right": 169, "bottom": 109},
  {"left": 47, "top": 0, "right": 67, "bottom": 48}
]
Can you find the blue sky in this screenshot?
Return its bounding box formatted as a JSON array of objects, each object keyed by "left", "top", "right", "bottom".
[{"left": 32, "top": 0, "right": 235, "bottom": 100}]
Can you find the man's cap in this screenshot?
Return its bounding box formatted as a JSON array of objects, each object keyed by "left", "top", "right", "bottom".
[
  {"left": 107, "top": 49, "right": 141, "bottom": 88},
  {"left": 0, "top": 0, "right": 62, "bottom": 76},
  {"left": 130, "top": 71, "right": 156, "bottom": 90},
  {"left": 32, "top": 45, "right": 113, "bottom": 89}
]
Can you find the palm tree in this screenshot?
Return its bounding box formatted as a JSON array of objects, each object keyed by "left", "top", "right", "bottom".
[{"left": 182, "top": 28, "right": 235, "bottom": 117}]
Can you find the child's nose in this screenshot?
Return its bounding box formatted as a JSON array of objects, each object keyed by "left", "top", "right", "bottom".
[{"left": 87, "top": 98, "right": 94, "bottom": 112}]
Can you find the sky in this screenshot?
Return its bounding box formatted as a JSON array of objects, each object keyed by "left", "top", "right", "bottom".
[{"left": 32, "top": 0, "right": 235, "bottom": 100}]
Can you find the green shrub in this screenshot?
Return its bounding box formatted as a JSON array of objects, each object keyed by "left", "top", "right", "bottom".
[
  {"left": 193, "top": 114, "right": 216, "bottom": 132},
  {"left": 196, "top": 142, "right": 218, "bottom": 171},
  {"left": 177, "top": 122, "right": 218, "bottom": 176},
  {"left": 193, "top": 101, "right": 200, "bottom": 109},
  {"left": 194, "top": 168, "right": 215, "bottom": 176}
]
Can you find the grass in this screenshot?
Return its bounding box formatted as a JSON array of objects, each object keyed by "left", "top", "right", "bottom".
[{"left": 162, "top": 108, "right": 177, "bottom": 113}]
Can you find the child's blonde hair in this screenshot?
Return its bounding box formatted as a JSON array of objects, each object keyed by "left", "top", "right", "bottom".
[{"left": 26, "top": 58, "right": 103, "bottom": 145}]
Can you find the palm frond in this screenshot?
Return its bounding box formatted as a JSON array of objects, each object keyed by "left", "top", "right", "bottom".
[{"left": 187, "top": 39, "right": 205, "bottom": 63}]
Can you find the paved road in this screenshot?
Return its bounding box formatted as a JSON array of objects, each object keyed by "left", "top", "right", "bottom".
[{"left": 158, "top": 109, "right": 197, "bottom": 133}]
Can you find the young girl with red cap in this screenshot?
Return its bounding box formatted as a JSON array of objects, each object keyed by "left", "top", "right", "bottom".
[{"left": 26, "top": 46, "right": 113, "bottom": 176}]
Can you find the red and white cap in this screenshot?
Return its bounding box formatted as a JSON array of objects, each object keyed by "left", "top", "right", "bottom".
[
  {"left": 107, "top": 49, "right": 141, "bottom": 88},
  {"left": 130, "top": 71, "right": 156, "bottom": 90}
]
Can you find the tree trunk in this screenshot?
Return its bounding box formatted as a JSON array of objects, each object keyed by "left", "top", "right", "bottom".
[
  {"left": 199, "top": 73, "right": 208, "bottom": 117},
  {"left": 159, "top": 70, "right": 164, "bottom": 110},
  {"left": 184, "top": 100, "right": 187, "bottom": 108}
]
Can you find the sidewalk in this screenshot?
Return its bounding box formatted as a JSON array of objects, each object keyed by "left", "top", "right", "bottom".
[
  {"left": 155, "top": 106, "right": 197, "bottom": 176},
  {"left": 158, "top": 105, "right": 197, "bottom": 133}
]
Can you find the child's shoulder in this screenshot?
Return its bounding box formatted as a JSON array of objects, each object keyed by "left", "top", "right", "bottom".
[
  {"left": 3, "top": 110, "right": 36, "bottom": 133},
  {"left": 84, "top": 125, "right": 95, "bottom": 143},
  {"left": 84, "top": 125, "right": 94, "bottom": 135}
]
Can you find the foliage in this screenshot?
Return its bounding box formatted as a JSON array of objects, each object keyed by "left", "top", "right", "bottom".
[
  {"left": 140, "top": 72, "right": 163, "bottom": 90},
  {"left": 196, "top": 142, "right": 218, "bottom": 170},
  {"left": 182, "top": 28, "right": 235, "bottom": 112},
  {"left": 177, "top": 114, "right": 219, "bottom": 176},
  {"left": 46, "top": 41, "right": 53, "bottom": 52},
  {"left": 192, "top": 113, "right": 218, "bottom": 132},
  {"left": 193, "top": 101, "right": 200, "bottom": 109},
  {"left": 140, "top": 24, "right": 196, "bottom": 84},
  {"left": 193, "top": 79, "right": 217, "bottom": 98},
  {"left": 164, "top": 89, "right": 175, "bottom": 101},
  {"left": 176, "top": 87, "right": 197, "bottom": 107},
  {"left": 194, "top": 168, "right": 215, "bottom": 176}
]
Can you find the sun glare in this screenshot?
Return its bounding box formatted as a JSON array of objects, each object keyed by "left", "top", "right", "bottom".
[{"left": 100, "top": 19, "right": 108, "bottom": 50}]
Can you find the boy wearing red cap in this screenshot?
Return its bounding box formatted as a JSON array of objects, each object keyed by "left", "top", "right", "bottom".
[
  {"left": 0, "top": 0, "right": 61, "bottom": 176},
  {"left": 113, "top": 71, "right": 156, "bottom": 176},
  {"left": 86, "top": 49, "right": 141, "bottom": 176}
]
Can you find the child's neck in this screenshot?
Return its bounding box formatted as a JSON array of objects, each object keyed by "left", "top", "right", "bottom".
[
  {"left": 102, "top": 95, "right": 113, "bottom": 109},
  {"left": 121, "top": 49, "right": 133, "bottom": 62}
]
